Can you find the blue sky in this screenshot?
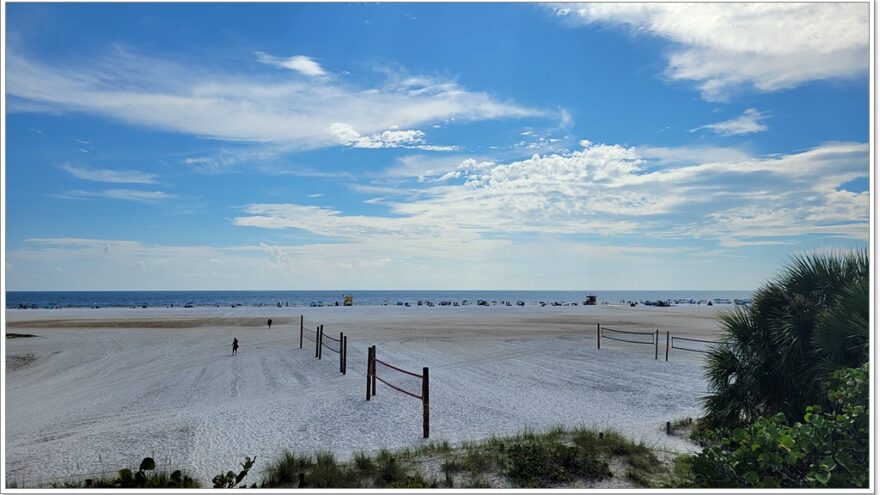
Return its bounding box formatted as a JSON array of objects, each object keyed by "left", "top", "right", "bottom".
[{"left": 4, "top": 3, "right": 870, "bottom": 290}]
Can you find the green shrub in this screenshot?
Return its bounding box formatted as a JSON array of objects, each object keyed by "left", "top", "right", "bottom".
[
  {"left": 212, "top": 456, "right": 255, "bottom": 488},
  {"left": 78, "top": 457, "right": 200, "bottom": 488},
  {"left": 691, "top": 364, "right": 868, "bottom": 488},
  {"left": 506, "top": 442, "right": 611, "bottom": 487},
  {"left": 462, "top": 446, "right": 492, "bottom": 474}
]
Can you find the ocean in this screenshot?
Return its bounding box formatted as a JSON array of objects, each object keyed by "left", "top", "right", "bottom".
[{"left": 5, "top": 290, "right": 754, "bottom": 309}]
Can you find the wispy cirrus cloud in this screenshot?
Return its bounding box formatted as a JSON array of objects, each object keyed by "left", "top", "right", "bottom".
[
  {"left": 555, "top": 3, "right": 869, "bottom": 100},
  {"left": 381, "top": 154, "right": 481, "bottom": 179},
  {"left": 637, "top": 145, "right": 752, "bottom": 165},
  {"left": 691, "top": 108, "right": 769, "bottom": 136},
  {"left": 60, "top": 163, "right": 158, "bottom": 184},
  {"left": 7, "top": 48, "right": 548, "bottom": 150},
  {"left": 255, "top": 51, "right": 327, "bottom": 77},
  {"left": 54, "top": 189, "right": 174, "bottom": 203}
]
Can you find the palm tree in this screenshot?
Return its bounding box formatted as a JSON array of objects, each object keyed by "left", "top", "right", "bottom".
[{"left": 701, "top": 249, "right": 869, "bottom": 429}]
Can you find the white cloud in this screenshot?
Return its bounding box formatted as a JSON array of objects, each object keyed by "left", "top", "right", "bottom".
[
  {"left": 638, "top": 145, "right": 751, "bottom": 165},
  {"left": 557, "top": 3, "right": 869, "bottom": 100},
  {"left": 180, "top": 146, "right": 351, "bottom": 177},
  {"left": 234, "top": 140, "right": 869, "bottom": 252},
  {"left": 7, "top": 49, "right": 545, "bottom": 149},
  {"left": 259, "top": 241, "right": 291, "bottom": 265},
  {"left": 8, "top": 228, "right": 862, "bottom": 291},
  {"left": 327, "top": 123, "right": 458, "bottom": 151},
  {"left": 60, "top": 163, "right": 158, "bottom": 184},
  {"left": 691, "top": 108, "right": 768, "bottom": 136},
  {"left": 347, "top": 183, "right": 416, "bottom": 195},
  {"left": 54, "top": 189, "right": 174, "bottom": 203},
  {"left": 383, "top": 154, "right": 478, "bottom": 178},
  {"left": 11, "top": 139, "right": 868, "bottom": 290},
  {"left": 255, "top": 52, "right": 327, "bottom": 77}
]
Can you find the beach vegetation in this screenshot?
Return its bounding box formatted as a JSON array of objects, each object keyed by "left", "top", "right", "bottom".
[
  {"left": 702, "top": 250, "right": 869, "bottom": 428},
  {"left": 309, "top": 452, "right": 360, "bottom": 488},
  {"left": 688, "top": 364, "right": 868, "bottom": 488},
  {"left": 15, "top": 457, "right": 202, "bottom": 489},
  {"left": 505, "top": 442, "right": 612, "bottom": 487},
  {"left": 351, "top": 450, "right": 375, "bottom": 475},
  {"left": 15, "top": 426, "right": 670, "bottom": 489},
  {"left": 689, "top": 251, "right": 870, "bottom": 489},
  {"left": 211, "top": 455, "right": 255, "bottom": 488},
  {"left": 256, "top": 425, "right": 664, "bottom": 489},
  {"left": 374, "top": 452, "right": 410, "bottom": 486},
  {"left": 460, "top": 474, "right": 492, "bottom": 488}
]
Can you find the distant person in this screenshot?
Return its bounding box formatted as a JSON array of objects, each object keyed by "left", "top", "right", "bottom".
[
  {"left": 267, "top": 318, "right": 273, "bottom": 329},
  {"left": 232, "top": 338, "right": 239, "bottom": 356}
]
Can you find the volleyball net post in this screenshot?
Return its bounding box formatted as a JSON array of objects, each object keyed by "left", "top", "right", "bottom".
[
  {"left": 654, "top": 329, "right": 659, "bottom": 360},
  {"left": 366, "top": 345, "right": 430, "bottom": 438},
  {"left": 665, "top": 331, "right": 670, "bottom": 361}
]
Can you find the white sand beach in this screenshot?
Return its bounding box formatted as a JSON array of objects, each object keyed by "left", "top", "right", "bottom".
[{"left": 5, "top": 305, "right": 728, "bottom": 485}]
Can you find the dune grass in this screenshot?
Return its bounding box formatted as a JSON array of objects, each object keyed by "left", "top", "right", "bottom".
[
  {"left": 260, "top": 425, "right": 666, "bottom": 489},
  {"left": 11, "top": 426, "right": 668, "bottom": 489}
]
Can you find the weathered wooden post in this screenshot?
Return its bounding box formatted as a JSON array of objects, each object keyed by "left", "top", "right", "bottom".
[
  {"left": 339, "top": 331, "right": 344, "bottom": 373},
  {"left": 366, "top": 346, "right": 373, "bottom": 401},
  {"left": 665, "top": 331, "right": 670, "bottom": 362},
  {"left": 597, "top": 323, "right": 601, "bottom": 349},
  {"left": 299, "top": 315, "right": 304, "bottom": 349},
  {"left": 654, "top": 329, "right": 659, "bottom": 360},
  {"left": 422, "top": 367, "right": 430, "bottom": 438},
  {"left": 666, "top": 421, "right": 672, "bottom": 435},
  {"left": 315, "top": 324, "right": 320, "bottom": 358},
  {"left": 371, "top": 346, "right": 377, "bottom": 397},
  {"left": 318, "top": 325, "right": 323, "bottom": 359},
  {"left": 342, "top": 336, "right": 348, "bottom": 375}
]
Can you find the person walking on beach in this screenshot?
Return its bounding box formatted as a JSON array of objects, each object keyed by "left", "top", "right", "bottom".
[
  {"left": 232, "top": 338, "right": 239, "bottom": 356},
  {"left": 267, "top": 318, "right": 272, "bottom": 330}
]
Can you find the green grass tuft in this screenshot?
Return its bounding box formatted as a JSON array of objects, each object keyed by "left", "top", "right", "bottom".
[
  {"left": 352, "top": 450, "right": 375, "bottom": 475},
  {"left": 261, "top": 450, "right": 312, "bottom": 487}
]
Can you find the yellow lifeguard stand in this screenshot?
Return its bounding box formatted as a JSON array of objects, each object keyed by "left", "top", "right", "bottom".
[{"left": 343, "top": 294, "right": 353, "bottom": 306}]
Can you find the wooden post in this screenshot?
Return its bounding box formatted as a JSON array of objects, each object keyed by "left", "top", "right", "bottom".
[
  {"left": 342, "top": 336, "right": 347, "bottom": 375},
  {"left": 371, "top": 346, "right": 377, "bottom": 397},
  {"left": 299, "top": 315, "right": 303, "bottom": 349},
  {"left": 654, "top": 329, "right": 659, "bottom": 360},
  {"left": 665, "top": 331, "right": 670, "bottom": 362},
  {"left": 597, "top": 323, "right": 601, "bottom": 349},
  {"left": 666, "top": 421, "right": 672, "bottom": 435},
  {"left": 366, "top": 346, "right": 373, "bottom": 401},
  {"left": 339, "top": 332, "right": 344, "bottom": 373},
  {"left": 318, "top": 325, "right": 323, "bottom": 359},
  {"left": 422, "top": 367, "right": 430, "bottom": 439},
  {"left": 315, "top": 324, "right": 320, "bottom": 358}
]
